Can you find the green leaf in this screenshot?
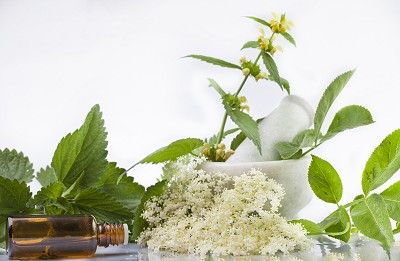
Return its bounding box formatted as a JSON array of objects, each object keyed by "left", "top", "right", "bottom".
[
  {"left": 308, "top": 155, "right": 343, "bottom": 204},
  {"left": 0, "top": 149, "right": 34, "bottom": 183},
  {"left": 208, "top": 128, "right": 240, "bottom": 147},
  {"left": 313, "top": 70, "right": 355, "bottom": 144},
  {"left": 275, "top": 130, "right": 315, "bottom": 159},
  {"left": 132, "top": 180, "right": 167, "bottom": 241},
  {"left": 96, "top": 162, "right": 126, "bottom": 185},
  {"left": 230, "top": 131, "right": 247, "bottom": 151},
  {"left": 223, "top": 102, "right": 261, "bottom": 154},
  {"left": 323, "top": 105, "right": 374, "bottom": 141},
  {"left": 73, "top": 188, "right": 133, "bottom": 223},
  {"left": 241, "top": 41, "right": 259, "bottom": 50},
  {"left": 319, "top": 206, "right": 351, "bottom": 242},
  {"left": 28, "top": 182, "right": 71, "bottom": 214},
  {"left": 350, "top": 194, "right": 394, "bottom": 254},
  {"left": 0, "top": 217, "right": 5, "bottom": 249},
  {"left": 36, "top": 166, "right": 57, "bottom": 187},
  {"left": 0, "top": 176, "right": 32, "bottom": 215},
  {"left": 290, "top": 219, "right": 323, "bottom": 235},
  {"left": 139, "top": 138, "right": 204, "bottom": 164},
  {"left": 281, "top": 32, "right": 296, "bottom": 46},
  {"left": 184, "top": 55, "right": 241, "bottom": 69},
  {"left": 362, "top": 129, "right": 400, "bottom": 195},
  {"left": 381, "top": 181, "right": 400, "bottom": 221},
  {"left": 261, "top": 52, "right": 282, "bottom": 89},
  {"left": 208, "top": 78, "right": 226, "bottom": 96},
  {"left": 245, "top": 16, "right": 271, "bottom": 27},
  {"left": 51, "top": 104, "right": 108, "bottom": 189}
]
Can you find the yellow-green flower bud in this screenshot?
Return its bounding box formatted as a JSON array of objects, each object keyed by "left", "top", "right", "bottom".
[
  {"left": 216, "top": 149, "right": 224, "bottom": 160},
  {"left": 242, "top": 68, "right": 250, "bottom": 76},
  {"left": 217, "top": 143, "right": 226, "bottom": 150},
  {"left": 240, "top": 105, "right": 250, "bottom": 112},
  {"left": 239, "top": 96, "right": 247, "bottom": 103},
  {"left": 223, "top": 149, "right": 235, "bottom": 160},
  {"left": 240, "top": 56, "right": 246, "bottom": 64}
]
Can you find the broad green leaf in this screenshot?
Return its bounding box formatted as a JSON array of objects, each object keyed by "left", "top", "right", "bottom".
[
  {"left": 381, "top": 181, "right": 400, "bottom": 221},
  {"left": 290, "top": 219, "right": 323, "bottom": 235},
  {"left": 275, "top": 130, "right": 316, "bottom": 159},
  {"left": 350, "top": 194, "right": 394, "bottom": 254},
  {"left": 314, "top": 70, "right": 355, "bottom": 144},
  {"left": 0, "top": 149, "right": 34, "bottom": 183},
  {"left": 51, "top": 104, "right": 108, "bottom": 189},
  {"left": 28, "top": 182, "right": 71, "bottom": 214},
  {"left": 131, "top": 180, "right": 167, "bottom": 241},
  {"left": 73, "top": 188, "right": 133, "bottom": 223},
  {"left": 319, "top": 206, "right": 351, "bottom": 242},
  {"left": 0, "top": 177, "right": 32, "bottom": 215},
  {"left": 241, "top": 41, "right": 259, "bottom": 50},
  {"left": 223, "top": 102, "right": 261, "bottom": 154},
  {"left": 96, "top": 162, "right": 126, "bottom": 185},
  {"left": 139, "top": 138, "right": 204, "bottom": 164},
  {"left": 323, "top": 105, "right": 374, "bottom": 141},
  {"left": 261, "top": 52, "right": 282, "bottom": 89},
  {"left": 362, "top": 129, "right": 400, "bottom": 195},
  {"left": 184, "top": 55, "right": 241, "bottom": 69},
  {"left": 36, "top": 166, "right": 57, "bottom": 187},
  {"left": 0, "top": 218, "right": 5, "bottom": 249},
  {"left": 208, "top": 78, "right": 226, "bottom": 96},
  {"left": 245, "top": 16, "right": 271, "bottom": 27},
  {"left": 281, "top": 32, "right": 296, "bottom": 46},
  {"left": 308, "top": 155, "right": 343, "bottom": 204},
  {"left": 230, "top": 131, "right": 247, "bottom": 151}
]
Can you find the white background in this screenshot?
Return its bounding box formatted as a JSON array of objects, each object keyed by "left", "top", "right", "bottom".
[{"left": 1, "top": 0, "right": 400, "bottom": 221}]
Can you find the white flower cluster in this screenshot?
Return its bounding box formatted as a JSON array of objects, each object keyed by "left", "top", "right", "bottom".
[{"left": 138, "top": 156, "right": 311, "bottom": 258}]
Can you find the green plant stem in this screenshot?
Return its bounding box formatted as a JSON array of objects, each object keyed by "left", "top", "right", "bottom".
[
  {"left": 301, "top": 142, "right": 323, "bottom": 157},
  {"left": 216, "top": 52, "right": 263, "bottom": 145}
]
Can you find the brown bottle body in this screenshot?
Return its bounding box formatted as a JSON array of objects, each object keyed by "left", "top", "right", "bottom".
[{"left": 7, "top": 214, "right": 125, "bottom": 260}]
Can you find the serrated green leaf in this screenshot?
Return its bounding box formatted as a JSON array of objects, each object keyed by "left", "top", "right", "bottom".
[
  {"left": 139, "top": 138, "right": 204, "bottom": 164},
  {"left": 381, "top": 181, "right": 400, "bottom": 221},
  {"left": 223, "top": 102, "right": 261, "bottom": 154},
  {"left": 314, "top": 70, "right": 355, "bottom": 144},
  {"left": 184, "top": 55, "right": 241, "bottom": 69},
  {"left": 350, "top": 194, "right": 394, "bottom": 254},
  {"left": 73, "top": 188, "right": 133, "bottom": 223},
  {"left": 362, "top": 129, "right": 400, "bottom": 195},
  {"left": 230, "top": 131, "right": 247, "bottom": 151},
  {"left": 275, "top": 129, "right": 316, "bottom": 159},
  {"left": 0, "top": 177, "right": 32, "bottom": 215},
  {"left": 208, "top": 78, "right": 226, "bottom": 96},
  {"left": 281, "top": 32, "right": 296, "bottom": 46},
  {"left": 241, "top": 41, "right": 259, "bottom": 50},
  {"left": 0, "top": 149, "right": 34, "bottom": 183},
  {"left": 245, "top": 16, "right": 271, "bottom": 27},
  {"left": 261, "top": 52, "right": 282, "bottom": 89},
  {"left": 319, "top": 206, "right": 351, "bottom": 242},
  {"left": 36, "top": 166, "right": 57, "bottom": 187},
  {"left": 268, "top": 75, "right": 290, "bottom": 94},
  {"left": 98, "top": 182, "right": 145, "bottom": 213},
  {"left": 308, "top": 155, "right": 343, "bottom": 204},
  {"left": 96, "top": 162, "right": 126, "bottom": 186},
  {"left": 28, "top": 182, "right": 71, "bottom": 214},
  {"left": 323, "top": 105, "right": 374, "bottom": 141},
  {"left": 132, "top": 180, "right": 167, "bottom": 241},
  {"left": 290, "top": 219, "right": 323, "bottom": 235},
  {"left": 51, "top": 104, "right": 108, "bottom": 189}
]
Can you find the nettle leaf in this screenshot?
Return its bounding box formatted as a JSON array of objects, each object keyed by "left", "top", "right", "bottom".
[
  {"left": 0, "top": 176, "right": 32, "bottom": 215},
  {"left": 230, "top": 131, "right": 247, "bottom": 151},
  {"left": 0, "top": 149, "right": 34, "bottom": 183},
  {"left": 319, "top": 206, "right": 351, "bottom": 242},
  {"left": 350, "top": 194, "right": 394, "bottom": 254},
  {"left": 51, "top": 104, "right": 108, "bottom": 189},
  {"left": 28, "top": 182, "right": 71, "bottom": 214},
  {"left": 362, "top": 129, "right": 400, "bottom": 195},
  {"left": 261, "top": 52, "right": 282, "bottom": 89},
  {"left": 381, "top": 181, "right": 400, "bottom": 221},
  {"left": 323, "top": 105, "right": 374, "bottom": 141},
  {"left": 139, "top": 138, "right": 204, "bottom": 164},
  {"left": 245, "top": 16, "right": 271, "bottom": 27},
  {"left": 290, "top": 219, "right": 323, "bottom": 235},
  {"left": 276, "top": 130, "right": 315, "bottom": 159},
  {"left": 36, "top": 166, "right": 57, "bottom": 187},
  {"left": 269, "top": 75, "right": 290, "bottom": 94},
  {"left": 208, "top": 128, "right": 240, "bottom": 147},
  {"left": 132, "top": 180, "right": 167, "bottom": 241},
  {"left": 73, "top": 188, "right": 132, "bottom": 223},
  {"left": 308, "top": 155, "right": 343, "bottom": 204},
  {"left": 96, "top": 162, "right": 126, "bottom": 185},
  {"left": 223, "top": 102, "right": 261, "bottom": 154},
  {"left": 241, "top": 41, "right": 259, "bottom": 50},
  {"left": 184, "top": 55, "right": 241, "bottom": 69},
  {"left": 313, "top": 70, "right": 355, "bottom": 144},
  {"left": 208, "top": 78, "right": 226, "bottom": 97},
  {"left": 281, "top": 32, "right": 296, "bottom": 46}
]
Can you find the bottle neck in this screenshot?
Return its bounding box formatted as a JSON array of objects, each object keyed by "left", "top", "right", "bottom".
[{"left": 97, "top": 223, "right": 127, "bottom": 247}]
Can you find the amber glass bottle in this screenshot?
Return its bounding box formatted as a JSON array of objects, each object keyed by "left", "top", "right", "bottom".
[{"left": 7, "top": 214, "right": 128, "bottom": 260}]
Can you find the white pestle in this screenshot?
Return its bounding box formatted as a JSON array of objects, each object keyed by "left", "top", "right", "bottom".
[{"left": 227, "top": 95, "right": 314, "bottom": 162}]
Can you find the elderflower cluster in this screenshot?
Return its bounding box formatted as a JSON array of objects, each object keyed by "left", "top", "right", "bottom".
[{"left": 138, "top": 156, "right": 311, "bottom": 258}]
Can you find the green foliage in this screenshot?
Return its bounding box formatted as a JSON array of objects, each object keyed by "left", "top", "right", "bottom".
[
  {"left": 245, "top": 16, "right": 271, "bottom": 27},
  {"left": 381, "top": 181, "right": 400, "bottom": 221},
  {"left": 0, "top": 149, "right": 34, "bottom": 183},
  {"left": 208, "top": 78, "right": 226, "bottom": 96},
  {"left": 281, "top": 32, "right": 296, "bottom": 46},
  {"left": 36, "top": 166, "right": 57, "bottom": 187},
  {"left": 261, "top": 52, "right": 282, "bottom": 89},
  {"left": 184, "top": 55, "right": 241, "bottom": 69},
  {"left": 362, "top": 128, "right": 400, "bottom": 195},
  {"left": 308, "top": 155, "right": 343, "bottom": 204},
  {"left": 275, "top": 130, "right": 315, "bottom": 159},
  {"left": 0, "top": 176, "right": 33, "bottom": 216},
  {"left": 319, "top": 206, "right": 351, "bottom": 242},
  {"left": 139, "top": 138, "right": 204, "bottom": 164},
  {"left": 290, "top": 219, "right": 323, "bottom": 235},
  {"left": 241, "top": 41, "right": 259, "bottom": 50}
]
